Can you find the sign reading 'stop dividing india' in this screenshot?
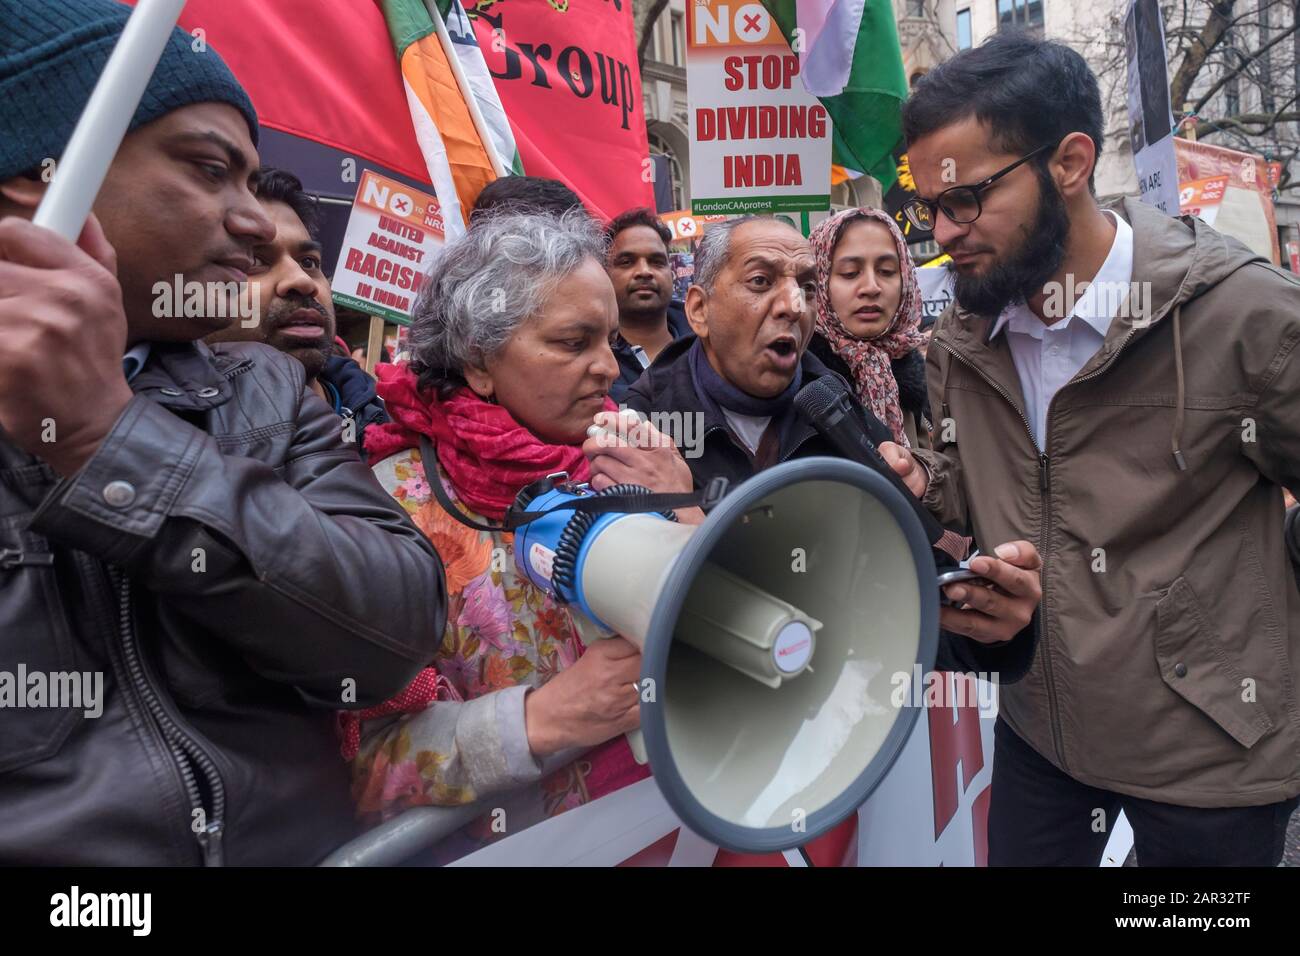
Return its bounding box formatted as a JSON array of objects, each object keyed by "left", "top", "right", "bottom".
[{"left": 687, "top": 2, "right": 832, "bottom": 215}]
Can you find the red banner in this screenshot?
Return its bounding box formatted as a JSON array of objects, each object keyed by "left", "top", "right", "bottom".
[
  {"left": 466, "top": 0, "right": 653, "bottom": 220},
  {"left": 131, "top": 0, "right": 652, "bottom": 222}
]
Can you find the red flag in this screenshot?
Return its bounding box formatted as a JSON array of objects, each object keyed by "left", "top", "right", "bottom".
[
  {"left": 131, "top": 0, "right": 653, "bottom": 222},
  {"left": 467, "top": 1, "right": 654, "bottom": 220}
]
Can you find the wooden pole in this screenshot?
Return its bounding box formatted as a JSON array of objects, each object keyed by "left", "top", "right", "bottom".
[{"left": 364, "top": 315, "right": 385, "bottom": 375}]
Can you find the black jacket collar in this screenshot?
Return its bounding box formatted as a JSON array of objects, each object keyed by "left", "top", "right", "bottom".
[
  {"left": 609, "top": 301, "right": 691, "bottom": 403},
  {"left": 129, "top": 339, "right": 253, "bottom": 413},
  {"left": 624, "top": 334, "right": 870, "bottom": 488}
]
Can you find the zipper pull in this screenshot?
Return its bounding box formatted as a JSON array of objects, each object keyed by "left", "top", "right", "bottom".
[
  {"left": 1038, "top": 454, "right": 1050, "bottom": 491},
  {"left": 197, "top": 820, "right": 225, "bottom": 867},
  {"left": 0, "top": 548, "right": 55, "bottom": 569}
]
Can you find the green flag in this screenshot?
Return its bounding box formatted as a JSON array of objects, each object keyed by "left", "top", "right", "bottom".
[{"left": 760, "top": 0, "right": 908, "bottom": 191}]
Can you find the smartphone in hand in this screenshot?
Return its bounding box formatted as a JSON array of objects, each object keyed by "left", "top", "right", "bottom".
[{"left": 936, "top": 566, "right": 995, "bottom": 608}]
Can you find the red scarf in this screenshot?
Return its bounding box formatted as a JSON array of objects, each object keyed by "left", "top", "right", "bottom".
[{"left": 365, "top": 363, "right": 613, "bottom": 520}]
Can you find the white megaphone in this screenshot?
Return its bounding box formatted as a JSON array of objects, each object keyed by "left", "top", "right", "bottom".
[{"left": 510, "top": 456, "right": 938, "bottom": 855}]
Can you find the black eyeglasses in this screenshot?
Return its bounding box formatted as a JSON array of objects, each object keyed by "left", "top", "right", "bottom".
[{"left": 901, "top": 143, "right": 1055, "bottom": 231}]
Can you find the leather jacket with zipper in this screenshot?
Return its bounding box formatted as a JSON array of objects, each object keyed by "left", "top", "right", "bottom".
[{"left": 0, "top": 340, "right": 445, "bottom": 865}]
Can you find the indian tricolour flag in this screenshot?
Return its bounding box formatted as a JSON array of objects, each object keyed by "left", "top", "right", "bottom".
[
  {"left": 380, "top": 0, "right": 521, "bottom": 238},
  {"left": 760, "top": 0, "right": 909, "bottom": 191},
  {"left": 436, "top": 0, "right": 524, "bottom": 176}
]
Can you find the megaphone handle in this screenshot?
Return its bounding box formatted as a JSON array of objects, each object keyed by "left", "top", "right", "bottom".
[
  {"left": 568, "top": 616, "right": 648, "bottom": 763},
  {"left": 626, "top": 729, "right": 649, "bottom": 765}
]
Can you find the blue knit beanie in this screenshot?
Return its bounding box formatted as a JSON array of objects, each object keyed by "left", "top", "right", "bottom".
[{"left": 0, "top": 0, "right": 259, "bottom": 182}]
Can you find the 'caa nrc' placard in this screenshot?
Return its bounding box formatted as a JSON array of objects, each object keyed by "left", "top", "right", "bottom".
[
  {"left": 332, "top": 170, "right": 445, "bottom": 325},
  {"left": 687, "top": 1, "right": 831, "bottom": 215}
]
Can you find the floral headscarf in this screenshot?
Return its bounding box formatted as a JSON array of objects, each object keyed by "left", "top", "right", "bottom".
[{"left": 809, "top": 207, "right": 924, "bottom": 446}]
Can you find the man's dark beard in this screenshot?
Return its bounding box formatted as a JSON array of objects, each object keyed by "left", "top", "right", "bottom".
[
  {"left": 266, "top": 294, "right": 332, "bottom": 380},
  {"left": 953, "top": 169, "right": 1071, "bottom": 317}
]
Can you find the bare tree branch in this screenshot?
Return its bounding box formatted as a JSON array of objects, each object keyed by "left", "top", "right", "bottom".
[
  {"left": 1169, "top": 0, "right": 1237, "bottom": 108},
  {"left": 1192, "top": 20, "right": 1300, "bottom": 110},
  {"left": 1192, "top": 102, "right": 1300, "bottom": 136},
  {"left": 635, "top": 0, "right": 671, "bottom": 69}
]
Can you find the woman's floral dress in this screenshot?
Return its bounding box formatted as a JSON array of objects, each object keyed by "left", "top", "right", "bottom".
[{"left": 352, "top": 447, "right": 647, "bottom": 862}]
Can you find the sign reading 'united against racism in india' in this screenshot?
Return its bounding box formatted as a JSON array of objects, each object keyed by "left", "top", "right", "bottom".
[{"left": 332, "top": 170, "right": 446, "bottom": 326}]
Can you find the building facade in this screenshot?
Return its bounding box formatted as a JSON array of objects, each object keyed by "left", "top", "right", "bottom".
[
  {"left": 640, "top": 0, "right": 691, "bottom": 212},
  {"left": 637, "top": 0, "right": 1297, "bottom": 264},
  {"left": 897, "top": 0, "right": 1299, "bottom": 265}
]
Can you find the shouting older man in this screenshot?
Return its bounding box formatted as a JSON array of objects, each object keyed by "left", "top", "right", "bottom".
[{"left": 596, "top": 215, "right": 1042, "bottom": 672}]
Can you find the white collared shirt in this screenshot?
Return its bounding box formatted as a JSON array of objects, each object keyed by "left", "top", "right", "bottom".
[
  {"left": 990, "top": 210, "right": 1134, "bottom": 449},
  {"left": 722, "top": 409, "right": 770, "bottom": 455}
]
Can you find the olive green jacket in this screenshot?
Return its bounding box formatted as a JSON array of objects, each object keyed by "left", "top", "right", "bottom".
[{"left": 917, "top": 197, "right": 1300, "bottom": 807}]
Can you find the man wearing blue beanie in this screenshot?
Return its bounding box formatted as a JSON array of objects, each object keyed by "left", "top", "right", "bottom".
[{"left": 0, "top": 0, "right": 447, "bottom": 865}]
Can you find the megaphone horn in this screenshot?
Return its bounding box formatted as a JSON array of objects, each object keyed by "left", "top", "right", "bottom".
[{"left": 513, "top": 457, "right": 938, "bottom": 854}]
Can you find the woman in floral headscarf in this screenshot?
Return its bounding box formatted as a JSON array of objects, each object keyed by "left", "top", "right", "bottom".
[{"left": 806, "top": 207, "right": 932, "bottom": 449}]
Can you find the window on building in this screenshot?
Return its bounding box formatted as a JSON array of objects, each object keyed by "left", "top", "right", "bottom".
[
  {"left": 649, "top": 20, "right": 660, "bottom": 62},
  {"left": 907, "top": 0, "right": 927, "bottom": 16},
  {"left": 648, "top": 132, "right": 685, "bottom": 211},
  {"left": 1224, "top": 27, "right": 1241, "bottom": 117},
  {"left": 957, "top": 8, "right": 972, "bottom": 49},
  {"left": 998, "top": 0, "right": 1044, "bottom": 33},
  {"left": 1257, "top": 0, "right": 1274, "bottom": 114},
  {"left": 671, "top": 12, "right": 684, "bottom": 67}
]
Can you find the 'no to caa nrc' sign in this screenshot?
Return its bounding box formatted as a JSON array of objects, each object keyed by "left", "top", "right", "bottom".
[
  {"left": 687, "top": 2, "right": 831, "bottom": 215},
  {"left": 332, "top": 170, "right": 445, "bottom": 326}
]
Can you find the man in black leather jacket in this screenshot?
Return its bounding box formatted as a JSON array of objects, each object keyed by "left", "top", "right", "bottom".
[{"left": 0, "top": 0, "right": 445, "bottom": 865}]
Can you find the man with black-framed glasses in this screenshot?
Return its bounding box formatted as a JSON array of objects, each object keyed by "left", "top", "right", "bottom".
[
  {"left": 879, "top": 32, "right": 1300, "bottom": 866},
  {"left": 900, "top": 143, "right": 1053, "bottom": 239}
]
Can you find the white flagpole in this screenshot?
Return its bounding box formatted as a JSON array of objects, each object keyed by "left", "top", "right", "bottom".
[
  {"left": 424, "top": 0, "right": 508, "bottom": 179},
  {"left": 33, "top": 0, "right": 189, "bottom": 241}
]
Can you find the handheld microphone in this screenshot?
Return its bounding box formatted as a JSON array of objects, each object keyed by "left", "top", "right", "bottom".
[{"left": 793, "top": 375, "right": 953, "bottom": 552}]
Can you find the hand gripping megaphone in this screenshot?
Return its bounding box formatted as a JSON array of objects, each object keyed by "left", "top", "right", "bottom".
[{"left": 511, "top": 456, "right": 938, "bottom": 855}]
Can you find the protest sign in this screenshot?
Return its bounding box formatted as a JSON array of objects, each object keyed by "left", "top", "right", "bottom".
[
  {"left": 916, "top": 262, "right": 955, "bottom": 330},
  {"left": 1178, "top": 175, "right": 1228, "bottom": 225},
  {"left": 659, "top": 209, "right": 729, "bottom": 244},
  {"left": 151, "top": 1, "right": 649, "bottom": 226},
  {"left": 1124, "top": 0, "right": 1179, "bottom": 214},
  {"left": 670, "top": 252, "right": 696, "bottom": 300},
  {"left": 445, "top": 676, "right": 1133, "bottom": 867},
  {"left": 331, "top": 170, "right": 445, "bottom": 325},
  {"left": 1175, "top": 139, "right": 1280, "bottom": 264},
  {"left": 884, "top": 151, "right": 935, "bottom": 247},
  {"left": 686, "top": 1, "right": 832, "bottom": 215}
]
